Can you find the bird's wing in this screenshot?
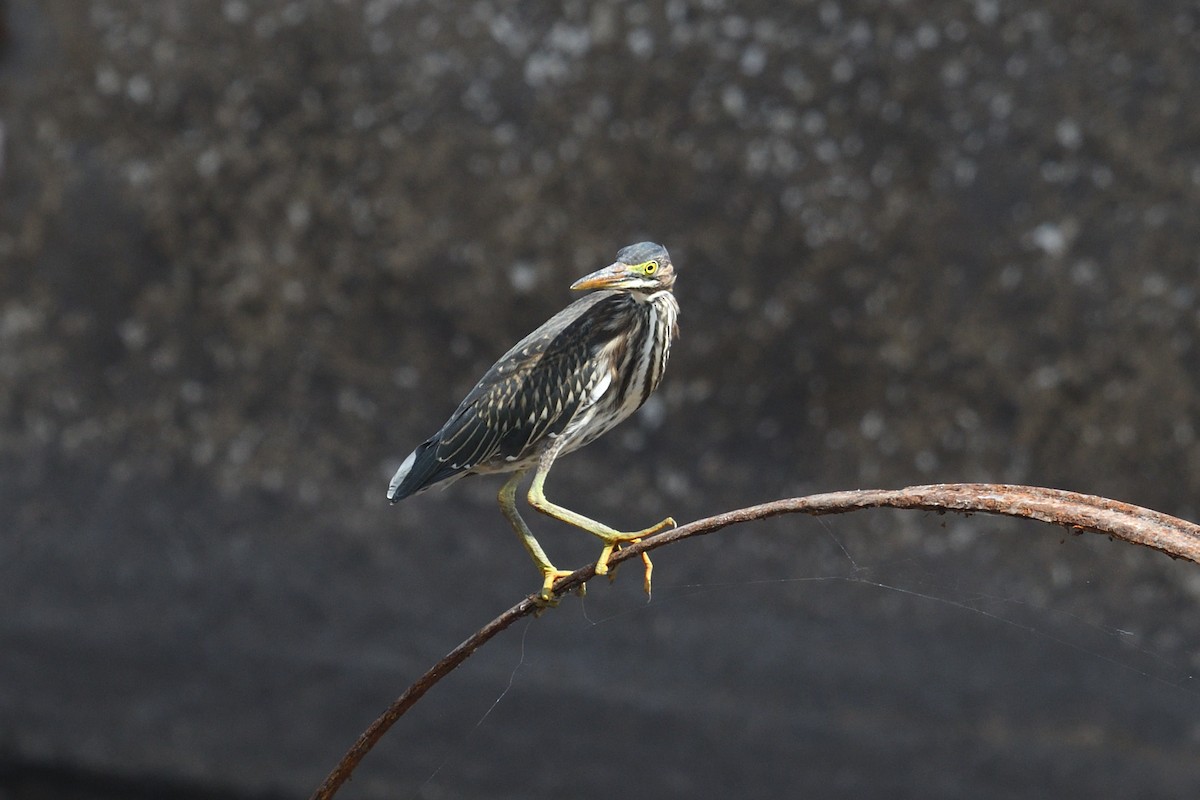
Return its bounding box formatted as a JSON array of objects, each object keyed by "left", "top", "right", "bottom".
[{"left": 425, "top": 291, "right": 624, "bottom": 476}]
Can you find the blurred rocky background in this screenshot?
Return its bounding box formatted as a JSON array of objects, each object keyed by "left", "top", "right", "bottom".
[{"left": 4, "top": 0, "right": 1200, "bottom": 797}]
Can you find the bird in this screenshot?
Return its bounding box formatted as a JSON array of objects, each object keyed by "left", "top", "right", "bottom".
[{"left": 387, "top": 242, "right": 680, "bottom": 601}]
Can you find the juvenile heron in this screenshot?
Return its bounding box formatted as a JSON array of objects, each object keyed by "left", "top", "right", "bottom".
[{"left": 388, "top": 242, "right": 679, "bottom": 600}]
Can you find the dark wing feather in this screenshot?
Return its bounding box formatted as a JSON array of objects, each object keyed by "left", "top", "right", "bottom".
[{"left": 397, "top": 291, "right": 630, "bottom": 495}]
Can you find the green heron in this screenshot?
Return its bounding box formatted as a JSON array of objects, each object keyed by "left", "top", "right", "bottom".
[{"left": 388, "top": 242, "right": 679, "bottom": 601}]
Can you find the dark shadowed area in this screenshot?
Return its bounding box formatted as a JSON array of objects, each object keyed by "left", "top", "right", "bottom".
[{"left": 3, "top": 1, "right": 1200, "bottom": 798}]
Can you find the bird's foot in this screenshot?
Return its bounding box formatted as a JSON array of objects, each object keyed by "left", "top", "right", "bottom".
[
  {"left": 593, "top": 517, "right": 674, "bottom": 577},
  {"left": 535, "top": 568, "right": 578, "bottom": 606},
  {"left": 595, "top": 525, "right": 668, "bottom": 596},
  {"left": 596, "top": 541, "right": 655, "bottom": 595}
]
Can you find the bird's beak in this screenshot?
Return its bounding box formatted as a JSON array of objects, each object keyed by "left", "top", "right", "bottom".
[{"left": 571, "top": 262, "right": 631, "bottom": 291}]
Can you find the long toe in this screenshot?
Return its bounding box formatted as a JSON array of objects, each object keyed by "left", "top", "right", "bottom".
[
  {"left": 606, "top": 516, "right": 676, "bottom": 544},
  {"left": 631, "top": 516, "right": 675, "bottom": 539},
  {"left": 640, "top": 551, "right": 654, "bottom": 595},
  {"left": 537, "top": 568, "right": 576, "bottom": 604},
  {"left": 594, "top": 542, "right": 618, "bottom": 576},
  {"left": 642, "top": 516, "right": 676, "bottom": 537}
]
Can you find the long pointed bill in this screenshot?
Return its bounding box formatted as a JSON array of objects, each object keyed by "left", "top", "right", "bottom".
[{"left": 571, "top": 262, "right": 631, "bottom": 291}]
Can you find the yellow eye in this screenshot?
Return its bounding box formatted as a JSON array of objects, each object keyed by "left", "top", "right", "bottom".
[{"left": 643, "top": 260, "right": 658, "bottom": 275}]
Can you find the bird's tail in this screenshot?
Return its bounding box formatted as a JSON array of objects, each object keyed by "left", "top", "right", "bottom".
[{"left": 387, "top": 440, "right": 444, "bottom": 502}]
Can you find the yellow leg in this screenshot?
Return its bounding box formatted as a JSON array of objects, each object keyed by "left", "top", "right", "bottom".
[
  {"left": 498, "top": 470, "right": 573, "bottom": 602},
  {"left": 526, "top": 455, "right": 673, "bottom": 593}
]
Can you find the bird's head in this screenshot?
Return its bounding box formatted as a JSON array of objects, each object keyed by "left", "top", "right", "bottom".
[{"left": 571, "top": 242, "right": 675, "bottom": 295}]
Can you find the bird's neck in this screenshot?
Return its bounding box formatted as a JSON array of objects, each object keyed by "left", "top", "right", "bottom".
[
  {"left": 630, "top": 288, "right": 675, "bottom": 305},
  {"left": 636, "top": 289, "right": 679, "bottom": 338}
]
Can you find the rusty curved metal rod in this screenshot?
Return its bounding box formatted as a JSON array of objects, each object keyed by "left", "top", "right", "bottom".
[{"left": 311, "top": 483, "right": 1200, "bottom": 800}]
